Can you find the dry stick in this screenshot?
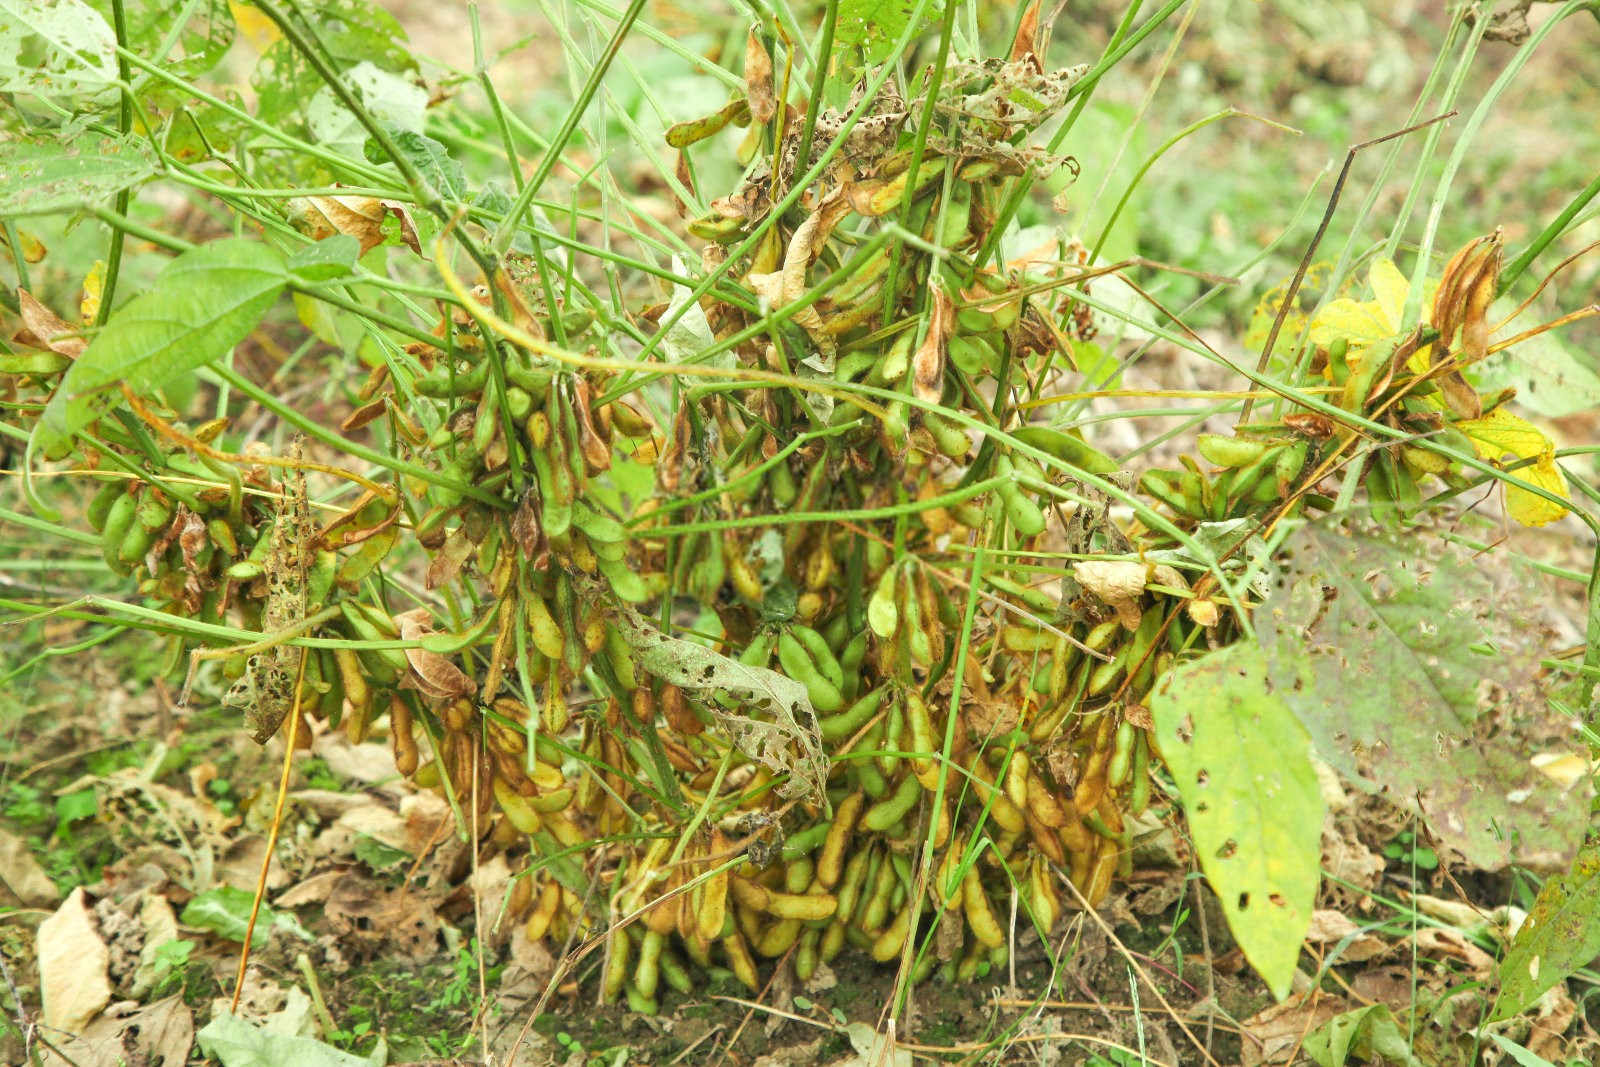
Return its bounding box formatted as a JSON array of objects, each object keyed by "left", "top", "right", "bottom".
[
  {"left": 231, "top": 653, "right": 308, "bottom": 1012},
  {"left": 119, "top": 384, "right": 394, "bottom": 497},
  {"left": 1236, "top": 112, "right": 1457, "bottom": 426},
  {"left": 1489, "top": 237, "right": 1600, "bottom": 334}
]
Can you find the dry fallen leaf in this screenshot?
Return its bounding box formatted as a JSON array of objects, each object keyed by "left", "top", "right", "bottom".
[
  {"left": 0, "top": 828, "right": 60, "bottom": 908},
  {"left": 39, "top": 887, "right": 114, "bottom": 1036},
  {"left": 1305, "top": 908, "right": 1389, "bottom": 963},
  {"left": 1239, "top": 992, "right": 1348, "bottom": 1067},
  {"left": 46, "top": 995, "right": 193, "bottom": 1067}
]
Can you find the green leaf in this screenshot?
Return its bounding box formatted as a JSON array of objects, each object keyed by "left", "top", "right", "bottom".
[
  {"left": 608, "top": 596, "right": 827, "bottom": 806},
  {"left": 288, "top": 234, "right": 361, "bottom": 281},
  {"left": 1303, "top": 1004, "right": 1425, "bottom": 1067},
  {"left": 252, "top": 0, "right": 414, "bottom": 127},
  {"left": 181, "top": 886, "right": 274, "bottom": 948},
  {"left": 88, "top": 0, "right": 235, "bottom": 80},
  {"left": 835, "top": 0, "right": 942, "bottom": 66},
  {"left": 1256, "top": 522, "right": 1586, "bottom": 870},
  {"left": 353, "top": 834, "right": 410, "bottom": 872},
  {"left": 1150, "top": 643, "right": 1322, "bottom": 1001},
  {"left": 197, "top": 1011, "right": 387, "bottom": 1067},
  {"left": 1492, "top": 843, "right": 1600, "bottom": 1021},
  {"left": 53, "top": 788, "right": 97, "bottom": 827},
  {"left": 0, "top": 0, "right": 118, "bottom": 98},
  {"left": 366, "top": 127, "right": 465, "bottom": 200},
  {"left": 1485, "top": 1033, "right": 1563, "bottom": 1067},
  {"left": 34, "top": 238, "right": 287, "bottom": 455},
  {"left": 0, "top": 137, "right": 158, "bottom": 218}
]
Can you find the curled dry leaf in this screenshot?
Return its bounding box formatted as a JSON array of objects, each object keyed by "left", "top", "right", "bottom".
[
  {"left": 16, "top": 288, "right": 86, "bottom": 357},
  {"left": 394, "top": 608, "right": 476, "bottom": 700},
  {"left": 291, "top": 194, "right": 421, "bottom": 256},
  {"left": 1072, "top": 560, "right": 1189, "bottom": 629},
  {"left": 570, "top": 377, "right": 612, "bottom": 472},
  {"left": 912, "top": 281, "right": 953, "bottom": 404},
  {"left": 744, "top": 29, "right": 776, "bottom": 125},
  {"left": 747, "top": 187, "right": 852, "bottom": 360}
]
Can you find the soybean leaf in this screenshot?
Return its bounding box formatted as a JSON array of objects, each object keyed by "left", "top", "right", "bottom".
[
  {"left": 0, "top": 137, "right": 158, "bottom": 218},
  {"left": 35, "top": 238, "right": 288, "bottom": 454},
  {"left": 1151, "top": 642, "right": 1322, "bottom": 1001},
  {"left": 251, "top": 0, "right": 415, "bottom": 127},
  {"left": 835, "top": 0, "right": 943, "bottom": 66},
  {"left": 88, "top": 0, "right": 235, "bottom": 80},
  {"left": 197, "top": 1011, "right": 386, "bottom": 1067},
  {"left": 1257, "top": 521, "right": 1585, "bottom": 870},
  {"left": 366, "top": 127, "right": 465, "bottom": 200},
  {"left": 1470, "top": 302, "right": 1600, "bottom": 418},
  {"left": 1304, "top": 1004, "right": 1426, "bottom": 1067},
  {"left": 1492, "top": 843, "right": 1600, "bottom": 1021},
  {"left": 0, "top": 0, "right": 118, "bottom": 98},
  {"left": 287, "top": 234, "right": 361, "bottom": 282},
  {"left": 607, "top": 594, "right": 827, "bottom": 806},
  {"left": 180, "top": 887, "right": 273, "bottom": 948}
]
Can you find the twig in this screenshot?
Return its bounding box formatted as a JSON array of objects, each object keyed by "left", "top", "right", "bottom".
[
  {"left": 231, "top": 654, "right": 308, "bottom": 1012},
  {"left": 1237, "top": 112, "right": 1457, "bottom": 425}
]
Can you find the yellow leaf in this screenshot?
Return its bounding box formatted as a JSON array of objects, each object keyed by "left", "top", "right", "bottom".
[
  {"left": 227, "top": 0, "right": 281, "bottom": 52},
  {"left": 1369, "top": 258, "right": 1410, "bottom": 332},
  {"left": 79, "top": 260, "right": 104, "bottom": 324},
  {"left": 1307, "top": 295, "right": 1391, "bottom": 350},
  {"left": 1307, "top": 257, "right": 1438, "bottom": 356},
  {"left": 1242, "top": 263, "right": 1333, "bottom": 354},
  {"left": 1458, "top": 409, "right": 1570, "bottom": 527}
]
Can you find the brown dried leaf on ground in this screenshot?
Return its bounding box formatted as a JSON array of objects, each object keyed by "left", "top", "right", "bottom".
[
  {"left": 0, "top": 827, "right": 60, "bottom": 908},
  {"left": 1238, "top": 992, "right": 1349, "bottom": 1066},
  {"left": 39, "top": 887, "right": 113, "bottom": 1036},
  {"left": 1305, "top": 908, "right": 1389, "bottom": 963},
  {"left": 216, "top": 834, "right": 289, "bottom": 893},
  {"left": 1413, "top": 926, "right": 1496, "bottom": 979},
  {"left": 324, "top": 872, "right": 442, "bottom": 961},
  {"left": 45, "top": 995, "right": 193, "bottom": 1067}
]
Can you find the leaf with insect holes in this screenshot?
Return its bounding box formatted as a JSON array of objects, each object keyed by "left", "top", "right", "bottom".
[
  {"left": 33, "top": 238, "right": 287, "bottom": 456},
  {"left": 1493, "top": 843, "right": 1600, "bottom": 1021},
  {"left": 1256, "top": 521, "right": 1585, "bottom": 870},
  {"left": 0, "top": 137, "right": 158, "bottom": 218},
  {"left": 111, "top": 0, "right": 236, "bottom": 80},
  {"left": 251, "top": 0, "right": 415, "bottom": 126},
  {"left": 606, "top": 597, "right": 827, "bottom": 806},
  {"left": 835, "top": 0, "right": 944, "bottom": 65},
  {"left": 0, "top": 0, "right": 117, "bottom": 98},
  {"left": 1151, "top": 642, "right": 1322, "bottom": 1001}
]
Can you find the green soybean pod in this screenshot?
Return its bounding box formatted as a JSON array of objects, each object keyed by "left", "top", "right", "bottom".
[
  {"left": 791, "top": 624, "right": 845, "bottom": 691},
  {"left": 820, "top": 687, "right": 885, "bottom": 744},
  {"left": 862, "top": 773, "right": 921, "bottom": 833},
  {"left": 634, "top": 929, "right": 664, "bottom": 999}
]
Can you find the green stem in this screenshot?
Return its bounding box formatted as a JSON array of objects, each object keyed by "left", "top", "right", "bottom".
[
  {"left": 492, "top": 0, "right": 650, "bottom": 252},
  {"left": 97, "top": 0, "right": 135, "bottom": 329},
  {"left": 1499, "top": 167, "right": 1600, "bottom": 296},
  {"left": 791, "top": 1, "right": 840, "bottom": 193}
]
